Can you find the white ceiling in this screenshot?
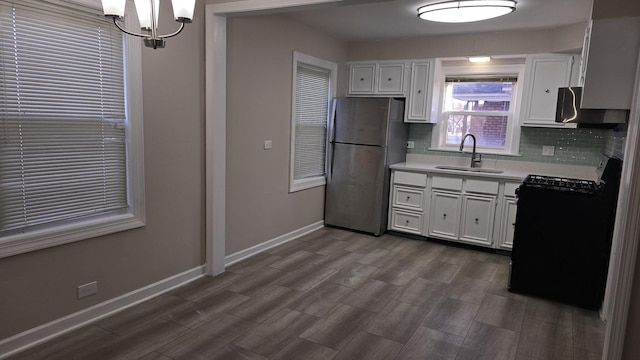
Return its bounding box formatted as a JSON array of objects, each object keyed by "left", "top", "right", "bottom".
[{"left": 286, "top": 0, "right": 593, "bottom": 41}]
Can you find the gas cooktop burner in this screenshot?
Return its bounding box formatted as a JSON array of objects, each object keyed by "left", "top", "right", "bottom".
[{"left": 522, "top": 175, "right": 602, "bottom": 194}]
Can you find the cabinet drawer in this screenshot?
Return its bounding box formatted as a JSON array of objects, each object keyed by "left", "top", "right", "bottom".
[
  {"left": 393, "top": 186, "right": 424, "bottom": 210},
  {"left": 391, "top": 209, "right": 423, "bottom": 234},
  {"left": 431, "top": 175, "right": 463, "bottom": 191},
  {"left": 464, "top": 179, "right": 499, "bottom": 195},
  {"left": 504, "top": 182, "right": 520, "bottom": 197},
  {"left": 394, "top": 171, "right": 427, "bottom": 187}
]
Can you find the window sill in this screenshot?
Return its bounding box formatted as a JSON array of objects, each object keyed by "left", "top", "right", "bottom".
[
  {"left": 428, "top": 147, "right": 522, "bottom": 157},
  {"left": 0, "top": 213, "right": 145, "bottom": 259},
  {"left": 290, "top": 177, "right": 326, "bottom": 193}
]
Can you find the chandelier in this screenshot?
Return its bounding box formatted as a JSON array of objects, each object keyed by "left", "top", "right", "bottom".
[
  {"left": 101, "top": 0, "right": 196, "bottom": 49},
  {"left": 418, "top": 0, "right": 516, "bottom": 23}
]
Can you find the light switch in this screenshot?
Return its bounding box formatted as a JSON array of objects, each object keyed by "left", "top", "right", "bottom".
[
  {"left": 264, "top": 140, "right": 272, "bottom": 150},
  {"left": 542, "top": 145, "right": 555, "bottom": 156},
  {"left": 407, "top": 141, "right": 415, "bottom": 149}
]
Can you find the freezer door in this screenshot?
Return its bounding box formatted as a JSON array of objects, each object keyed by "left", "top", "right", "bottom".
[
  {"left": 325, "top": 143, "right": 387, "bottom": 235},
  {"left": 334, "top": 97, "right": 390, "bottom": 146}
]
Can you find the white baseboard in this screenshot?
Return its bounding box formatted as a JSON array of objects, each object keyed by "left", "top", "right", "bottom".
[
  {"left": 0, "top": 265, "right": 206, "bottom": 359},
  {"left": 225, "top": 221, "right": 324, "bottom": 266}
]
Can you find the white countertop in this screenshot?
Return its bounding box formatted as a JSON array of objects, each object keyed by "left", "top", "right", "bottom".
[
  {"left": 390, "top": 162, "right": 529, "bottom": 181},
  {"left": 393, "top": 154, "right": 599, "bottom": 181}
]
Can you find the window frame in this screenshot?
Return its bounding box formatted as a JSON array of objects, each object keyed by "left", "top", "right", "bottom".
[
  {"left": 0, "top": 2, "right": 145, "bottom": 259},
  {"left": 289, "top": 51, "right": 337, "bottom": 193},
  {"left": 431, "top": 64, "right": 525, "bottom": 156}
]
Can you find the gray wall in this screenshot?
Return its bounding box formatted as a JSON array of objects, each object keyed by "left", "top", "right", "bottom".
[
  {"left": 225, "top": 14, "right": 348, "bottom": 255},
  {"left": 0, "top": 0, "right": 205, "bottom": 340}
]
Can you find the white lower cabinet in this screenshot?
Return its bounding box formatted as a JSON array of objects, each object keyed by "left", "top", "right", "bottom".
[
  {"left": 459, "top": 194, "right": 496, "bottom": 246},
  {"left": 389, "top": 171, "right": 428, "bottom": 234},
  {"left": 389, "top": 169, "right": 517, "bottom": 250},
  {"left": 428, "top": 191, "right": 462, "bottom": 240}
]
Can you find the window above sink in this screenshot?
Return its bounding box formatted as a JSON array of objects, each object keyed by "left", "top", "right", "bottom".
[{"left": 430, "top": 61, "right": 525, "bottom": 156}]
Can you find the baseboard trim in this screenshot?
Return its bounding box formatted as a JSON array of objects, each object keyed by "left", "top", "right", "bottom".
[
  {"left": 225, "top": 221, "right": 324, "bottom": 266},
  {"left": 0, "top": 265, "right": 206, "bottom": 359}
]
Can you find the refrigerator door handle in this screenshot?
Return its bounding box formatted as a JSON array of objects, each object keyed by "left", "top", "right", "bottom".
[
  {"left": 328, "top": 98, "right": 337, "bottom": 143},
  {"left": 326, "top": 99, "right": 337, "bottom": 183},
  {"left": 327, "top": 141, "right": 335, "bottom": 183}
]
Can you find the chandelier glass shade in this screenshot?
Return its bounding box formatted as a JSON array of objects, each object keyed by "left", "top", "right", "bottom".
[
  {"left": 100, "top": 0, "right": 196, "bottom": 49},
  {"left": 417, "top": 0, "right": 516, "bottom": 23}
]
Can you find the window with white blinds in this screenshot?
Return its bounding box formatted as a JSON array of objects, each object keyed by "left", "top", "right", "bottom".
[
  {"left": 290, "top": 52, "right": 337, "bottom": 192},
  {"left": 0, "top": 0, "right": 129, "bottom": 236}
]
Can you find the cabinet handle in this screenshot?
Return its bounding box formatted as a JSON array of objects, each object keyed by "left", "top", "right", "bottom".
[
  {"left": 388, "top": 78, "right": 392, "bottom": 81},
  {"left": 417, "top": 89, "right": 422, "bottom": 94},
  {"left": 443, "top": 214, "right": 447, "bottom": 218},
  {"left": 512, "top": 222, "right": 516, "bottom": 227},
  {"left": 406, "top": 196, "right": 411, "bottom": 201},
  {"left": 545, "top": 89, "right": 550, "bottom": 93},
  {"left": 360, "top": 78, "right": 364, "bottom": 81},
  {"left": 475, "top": 218, "right": 479, "bottom": 224}
]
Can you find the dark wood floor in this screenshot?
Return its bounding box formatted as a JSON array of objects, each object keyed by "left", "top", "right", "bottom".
[{"left": 9, "top": 228, "right": 605, "bottom": 360}]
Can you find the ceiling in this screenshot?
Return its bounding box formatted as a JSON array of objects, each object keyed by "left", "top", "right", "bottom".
[{"left": 285, "top": 0, "right": 593, "bottom": 41}]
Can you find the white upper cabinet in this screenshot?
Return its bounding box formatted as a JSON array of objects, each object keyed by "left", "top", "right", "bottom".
[
  {"left": 348, "top": 61, "right": 408, "bottom": 96},
  {"left": 406, "top": 60, "right": 435, "bottom": 123},
  {"left": 520, "top": 54, "right": 576, "bottom": 128},
  {"left": 349, "top": 63, "right": 376, "bottom": 94},
  {"left": 377, "top": 63, "right": 406, "bottom": 94},
  {"left": 580, "top": 17, "right": 640, "bottom": 109}
]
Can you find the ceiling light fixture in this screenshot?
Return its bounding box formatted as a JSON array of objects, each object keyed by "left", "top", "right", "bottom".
[
  {"left": 469, "top": 56, "right": 491, "bottom": 63},
  {"left": 417, "top": 0, "right": 516, "bottom": 23},
  {"left": 101, "top": 0, "right": 196, "bottom": 49}
]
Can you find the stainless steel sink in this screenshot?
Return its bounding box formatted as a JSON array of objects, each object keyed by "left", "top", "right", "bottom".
[{"left": 434, "top": 165, "right": 504, "bottom": 174}]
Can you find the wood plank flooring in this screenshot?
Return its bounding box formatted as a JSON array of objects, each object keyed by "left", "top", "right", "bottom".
[{"left": 9, "top": 228, "right": 606, "bottom": 360}]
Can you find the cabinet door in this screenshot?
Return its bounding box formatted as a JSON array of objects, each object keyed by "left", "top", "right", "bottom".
[
  {"left": 349, "top": 64, "right": 376, "bottom": 94},
  {"left": 521, "top": 54, "right": 575, "bottom": 128},
  {"left": 459, "top": 194, "right": 496, "bottom": 246},
  {"left": 500, "top": 197, "right": 517, "bottom": 250},
  {"left": 428, "top": 191, "right": 462, "bottom": 240},
  {"left": 406, "top": 61, "right": 432, "bottom": 122},
  {"left": 377, "top": 63, "right": 405, "bottom": 94}
]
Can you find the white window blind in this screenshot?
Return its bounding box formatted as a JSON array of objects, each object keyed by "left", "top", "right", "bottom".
[
  {"left": 293, "top": 63, "right": 330, "bottom": 180},
  {"left": 0, "top": 0, "right": 128, "bottom": 235}
]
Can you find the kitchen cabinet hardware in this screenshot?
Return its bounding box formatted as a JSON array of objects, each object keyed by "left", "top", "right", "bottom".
[{"left": 545, "top": 89, "right": 550, "bottom": 93}]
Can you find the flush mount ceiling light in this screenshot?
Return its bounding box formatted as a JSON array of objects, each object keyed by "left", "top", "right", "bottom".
[
  {"left": 417, "top": 0, "right": 516, "bottom": 23},
  {"left": 101, "top": 0, "right": 196, "bottom": 49}
]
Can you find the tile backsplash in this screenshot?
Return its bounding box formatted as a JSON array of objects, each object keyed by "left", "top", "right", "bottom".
[{"left": 408, "top": 124, "right": 627, "bottom": 167}]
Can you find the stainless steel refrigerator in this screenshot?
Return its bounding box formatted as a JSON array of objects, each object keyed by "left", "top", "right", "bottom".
[{"left": 325, "top": 97, "right": 408, "bottom": 236}]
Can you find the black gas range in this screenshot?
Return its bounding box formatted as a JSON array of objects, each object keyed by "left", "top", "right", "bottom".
[
  {"left": 509, "top": 156, "right": 622, "bottom": 310},
  {"left": 521, "top": 175, "right": 602, "bottom": 194}
]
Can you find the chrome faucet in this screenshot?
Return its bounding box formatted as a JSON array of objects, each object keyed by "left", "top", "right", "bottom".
[{"left": 459, "top": 133, "right": 482, "bottom": 168}]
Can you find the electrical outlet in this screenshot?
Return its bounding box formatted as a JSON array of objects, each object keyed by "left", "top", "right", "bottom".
[
  {"left": 407, "top": 141, "right": 415, "bottom": 149},
  {"left": 542, "top": 145, "right": 555, "bottom": 156},
  {"left": 77, "top": 281, "right": 98, "bottom": 299},
  {"left": 264, "top": 140, "right": 272, "bottom": 150}
]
